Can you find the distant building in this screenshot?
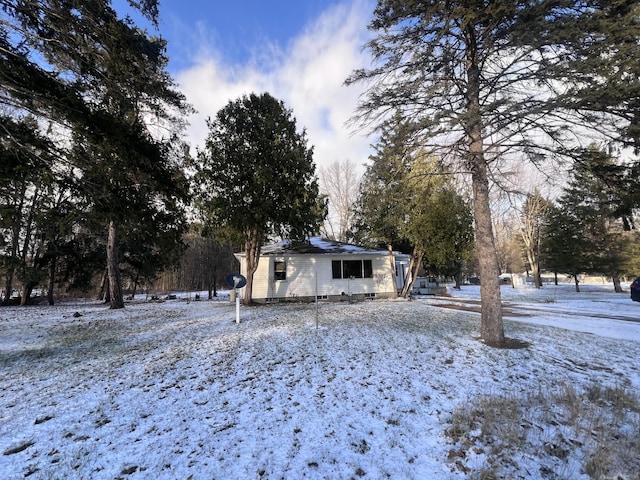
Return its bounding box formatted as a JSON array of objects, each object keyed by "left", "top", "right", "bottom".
[{"left": 411, "top": 277, "right": 446, "bottom": 296}]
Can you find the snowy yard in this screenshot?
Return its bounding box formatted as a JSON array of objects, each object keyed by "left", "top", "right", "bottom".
[{"left": 1, "top": 285, "right": 639, "bottom": 479}]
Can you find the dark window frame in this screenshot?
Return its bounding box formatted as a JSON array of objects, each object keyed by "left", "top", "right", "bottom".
[{"left": 331, "top": 259, "right": 373, "bottom": 279}]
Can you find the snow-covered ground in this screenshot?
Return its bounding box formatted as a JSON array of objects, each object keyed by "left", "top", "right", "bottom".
[
  {"left": 426, "top": 282, "right": 640, "bottom": 341},
  {"left": 0, "top": 284, "right": 638, "bottom": 479}
]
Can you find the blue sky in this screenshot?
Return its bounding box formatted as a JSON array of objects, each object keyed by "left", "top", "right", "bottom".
[
  {"left": 158, "top": 1, "right": 347, "bottom": 67},
  {"left": 118, "top": 0, "right": 377, "bottom": 172}
]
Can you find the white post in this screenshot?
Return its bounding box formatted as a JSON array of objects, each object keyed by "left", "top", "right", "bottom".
[{"left": 235, "top": 288, "right": 240, "bottom": 324}]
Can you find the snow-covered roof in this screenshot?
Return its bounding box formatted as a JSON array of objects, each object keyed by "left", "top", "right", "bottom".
[{"left": 253, "top": 237, "right": 396, "bottom": 256}]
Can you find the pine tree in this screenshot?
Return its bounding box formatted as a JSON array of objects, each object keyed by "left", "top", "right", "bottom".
[
  {"left": 1, "top": 1, "right": 191, "bottom": 308},
  {"left": 350, "top": 114, "right": 414, "bottom": 293},
  {"left": 541, "top": 203, "right": 589, "bottom": 292},
  {"left": 557, "top": 147, "right": 631, "bottom": 291},
  {"left": 353, "top": 120, "right": 474, "bottom": 296},
  {"left": 542, "top": 145, "right": 634, "bottom": 292},
  {"left": 347, "top": 0, "right": 640, "bottom": 345},
  {"left": 0, "top": 115, "right": 60, "bottom": 305}
]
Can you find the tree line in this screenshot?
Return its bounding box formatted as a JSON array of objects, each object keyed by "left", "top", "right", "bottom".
[
  {"left": 333, "top": 131, "right": 640, "bottom": 298},
  {"left": 489, "top": 149, "right": 640, "bottom": 294},
  {"left": 538, "top": 146, "right": 640, "bottom": 292},
  {"left": 0, "top": 0, "right": 322, "bottom": 307},
  {"left": 1, "top": 0, "right": 192, "bottom": 307}
]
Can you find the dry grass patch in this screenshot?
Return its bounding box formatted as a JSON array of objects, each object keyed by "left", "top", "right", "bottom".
[{"left": 446, "top": 382, "right": 640, "bottom": 479}]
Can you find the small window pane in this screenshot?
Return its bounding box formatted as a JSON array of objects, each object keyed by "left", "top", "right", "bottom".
[
  {"left": 274, "top": 261, "right": 286, "bottom": 281},
  {"left": 343, "top": 260, "right": 363, "bottom": 278},
  {"left": 363, "top": 260, "right": 373, "bottom": 278},
  {"left": 332, "top": 260, "right": 342, "bottom": 279}
]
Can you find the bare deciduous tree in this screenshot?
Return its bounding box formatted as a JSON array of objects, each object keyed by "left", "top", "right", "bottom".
[
  {"left": 519, "top": 190, "right": 551, "bottom": 289},
  {"left": 319, "top": 159, "right": 360, "bottom": 242}
]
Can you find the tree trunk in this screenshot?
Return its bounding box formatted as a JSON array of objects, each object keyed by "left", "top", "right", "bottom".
[
  {"left": 243, "top": 228, "right": 262, "bottom": 305},
  {"left": 574, "top": 276, "right": 580, "bottom": 292},
  {"left": 47, "top": 256, "right": 56, "bottom": 305},
  {"left": 400, "top": 249, "right": 415, "bottom": 298},
  {"left": 20, "top": 285, "right": 33, "bottom": 306},
  {"left": 471, "top": 160, "right": 505, "bottom": 345},
  {"left": 3, "top": 198, "right": 22, "bottom": 306},
  {"left": 107, "top": 221, "right": 125, "bottom": 309},
  {"left": 387, "top": 243, "right": 398, "bottom": 299},
  {"left": 97, "top": 270, "right": 107, "bottom": 301},
  {"left": 525, "top": 247, "right": 542, "bottom": 289},
  {"left": 612, "top": 275, "right": 623, "bottom": 293},
  {"left": 465, "top": 26, "right": 504, "bottom": 346},
  {"left": 520, "top": 192, "right": 547, "bottom": 289},
  {"left": 533, "top": 261, "right": 542, "bottom": 288},
  {"left": 401, "top": 247, "right": 422, "bottom": 298},
  {"left": 2, "top": 267, "right": 15, "bottom": 306},
  {"left": 131, "top": 274, "right": 139, "bottom": 299},
  {"left": 104, "top": 280, "right": 110, "bottom": 304},
  {"left": 454, "top": 272, "right": 462, "bottom": 290},
  {"left": 210, "top": 264, "right": 218, "bottom": 298}
]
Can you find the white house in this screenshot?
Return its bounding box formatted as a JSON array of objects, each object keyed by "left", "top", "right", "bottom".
[{"left": 234, "top": 237, "right": 411, "bottom": 303}]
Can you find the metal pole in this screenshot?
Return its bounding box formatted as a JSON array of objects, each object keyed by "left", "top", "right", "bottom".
[{"left": 315, "top": 271, "right": 319, "bottom": 329}]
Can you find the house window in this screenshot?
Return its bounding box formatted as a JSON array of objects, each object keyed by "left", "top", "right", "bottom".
[
  {"left": 332, "top": 261, "right": 342, "bottom": 279},
  {"left": 274, "top": 261, "right": 286, "bottom": 281},
  {"left": 331, "top": 260, "right": 373, "bottom": 279},
  {"left": 343, "top": 260, "right": 363, "bottom": 278},
  {"left": 363, "top": 260, "right": 373, "bottom": 278}
]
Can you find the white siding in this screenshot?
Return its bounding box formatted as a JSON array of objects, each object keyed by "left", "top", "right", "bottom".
[
  {"left": 240, "top": 253, "right": 398, "bottom": 301},
  {"left": 253, "top": 256, "right": 273, "bottom": 299},
  {"left": 237, "top": 255, "right": 272, "bottom": 299}
]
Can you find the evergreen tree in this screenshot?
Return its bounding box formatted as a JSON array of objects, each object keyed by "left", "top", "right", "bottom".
[
  {"left": 347, "top": 0, "right": 640, "bottom": 346},
  {"left": 541, "top": 203, "right": 590, "bottom": 292},
  {"left": 350, "top": 115, "right": 413, "bottom": 294},
  {"left": 1, "top": 1, "right": 191, "bottom": 308},
  {"left": 542, "top": 146, "right": 633, "bottom": 292},
  {"left": 0, "top": 115, "right": 59, "bottom": 304},
  {"left": 401, "top": 156, "right": 475, "bottom": 296},
  {"left": 618, "top": 231, "right": 640, "bottom": 280},
  {"left": 416, "top": 187, "right": 475, "bottom": 290},
  {"left": 194, "top": 93, "right": 325, "bottom": 305},
  {"left": 353, "top": 121, "right": 474, "bottom": 296},
  {"left": 560, "top": 147, "right": 631, "bottom": 291}
]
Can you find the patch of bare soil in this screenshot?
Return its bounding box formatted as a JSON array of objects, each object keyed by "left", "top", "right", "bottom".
[{"left": 478, "top": 337, "right": 531, "bottom": 349}]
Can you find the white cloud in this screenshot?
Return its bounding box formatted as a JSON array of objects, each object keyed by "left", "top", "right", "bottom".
[{"left": 174, "top": 0, "right": 375, "bottom": 170}]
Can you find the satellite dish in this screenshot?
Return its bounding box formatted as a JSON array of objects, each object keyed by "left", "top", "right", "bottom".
[{"left": 226, "top": 273, "right": 247, "bottom": 289}]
